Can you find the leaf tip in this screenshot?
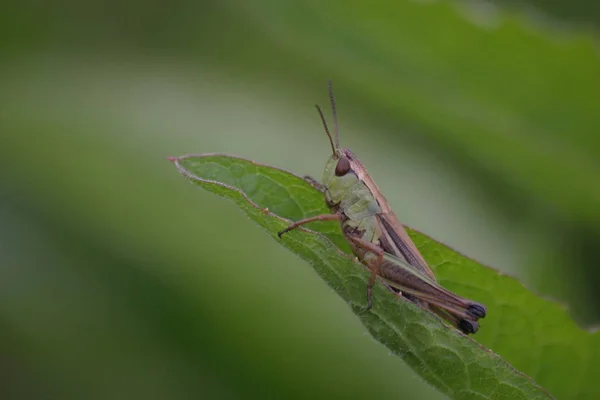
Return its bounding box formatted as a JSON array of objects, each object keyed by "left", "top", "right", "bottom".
[{"left": 167, "top": 156, "right": 178, "bottom": 163}]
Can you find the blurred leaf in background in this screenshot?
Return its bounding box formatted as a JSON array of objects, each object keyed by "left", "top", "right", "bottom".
[{"left": 1, "top": 0, "right": 599, "bottom": 399}]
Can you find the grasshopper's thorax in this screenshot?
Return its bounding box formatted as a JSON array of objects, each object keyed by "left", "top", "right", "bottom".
[{"left": 322, "top": 148, "right": 383, "bottom": 222}]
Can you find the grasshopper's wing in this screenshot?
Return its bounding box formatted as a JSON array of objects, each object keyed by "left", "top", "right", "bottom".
[
  {"left": 377, "top": 245, "right": 487, "bottom": 333},
  {"left": 345, "top": 149, "right": 434, "bottom": 279},
  {"left": 376, "top": 212, "right": 436, "bottom": 281},
  {"left": 378, "top": 251, "right": 484, "bottom": 331}
]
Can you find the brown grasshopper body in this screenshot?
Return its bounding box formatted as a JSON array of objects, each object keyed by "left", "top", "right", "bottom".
[{"left": 279, "top": 82, "right": 486, "bottom": 334}]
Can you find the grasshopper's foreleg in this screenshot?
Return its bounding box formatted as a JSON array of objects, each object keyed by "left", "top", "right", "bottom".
[
  {"left": 277, "top": 213, "right": 341, "bottom": 237},
  {"left": 303, "top": 175, "right": 326, "bottom": 193},
  {"left": 348, "top": 236, "right": 384, "bottom": 311}
]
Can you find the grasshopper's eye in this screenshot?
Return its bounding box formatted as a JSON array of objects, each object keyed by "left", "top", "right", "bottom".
[{"left": 335, "top": 157, "right": 351, "bottom": 176}]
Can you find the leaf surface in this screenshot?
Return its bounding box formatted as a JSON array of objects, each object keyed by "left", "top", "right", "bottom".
[{"left": 170, "top": 153, "right": 591, "bottom": 399}]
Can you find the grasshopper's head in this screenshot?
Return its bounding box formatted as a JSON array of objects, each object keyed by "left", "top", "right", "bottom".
[
  {"left": 315, "top": 80, "right": 361, "bottom": 206},
  {"left": 322, "top": 148, "right": 361, "bottom": 205}
]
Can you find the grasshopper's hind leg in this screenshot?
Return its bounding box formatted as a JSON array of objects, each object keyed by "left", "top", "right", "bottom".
[{"left": 348, "top": 236, "right": 385, "bottom": 310}]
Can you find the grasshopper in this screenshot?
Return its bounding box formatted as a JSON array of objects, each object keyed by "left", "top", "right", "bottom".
[{"left": 278, "top": 81, "right": 486, "bottom": 334}]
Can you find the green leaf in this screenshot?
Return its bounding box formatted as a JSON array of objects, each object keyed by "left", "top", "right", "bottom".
[{"left": 170, "top": 153, "right": 585, "bottom": 399}]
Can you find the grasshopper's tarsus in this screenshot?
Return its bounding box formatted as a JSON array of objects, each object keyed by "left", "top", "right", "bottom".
[
  {"left": 366, "top": 286, "right": 373, "bottom": 310},
  {"left": 277, "top": 226, "right": 293, "bottom": 238},
  {"left": 366, "top": 270, "right": 378, "bottom": 311},
  {"left": 277, "top": 229, "right": 288, "bottom": 238}
]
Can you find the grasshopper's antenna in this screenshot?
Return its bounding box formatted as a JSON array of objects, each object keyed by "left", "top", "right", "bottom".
[
  {"left": 315, "top": 104, "right": 336, "bottom": 154},
  {"left": 328, "top": 79, "right": 340, "bottom": 149}
]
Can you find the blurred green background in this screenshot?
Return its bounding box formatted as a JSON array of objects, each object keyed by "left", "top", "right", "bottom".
[{"left": 1, "top": 1, "right": 599, "bottom": 399}]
